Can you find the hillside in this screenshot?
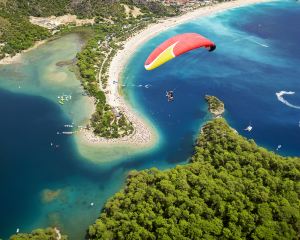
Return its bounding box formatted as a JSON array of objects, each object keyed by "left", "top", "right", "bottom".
[
  {"left": 0, "top": 7, "right": 50, "bottom": 59},
  {"left": 0, "top": 0, "right": 176, "bottom": 59},
  {"left": 1, "top": 0, "right": 177, "bottom": 18}
]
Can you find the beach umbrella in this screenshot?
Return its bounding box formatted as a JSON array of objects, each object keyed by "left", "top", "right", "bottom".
[{"left": 144, "top": 33, "right": 216, "bottom": 71}]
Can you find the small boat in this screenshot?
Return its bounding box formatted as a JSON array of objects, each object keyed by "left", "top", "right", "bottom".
[
  {"left": 16, "top": 228, "right": 19, "bottom": 233},
  {"left": 59, "top": 100, "right": 64, "bottom": 105},
  {"left": 90, "top": 202, "right": 94, "bottom": 206},
  {"left": 244, "top": 125, "right": 253, "bottom": 132},
  {"left": 62, "top": 131, "right": 73, "bottom": 135},
  {"left": 58, "top": 94, "right": 71, "bottom": 102},
  {"left": 276, "top": 145, "right": 282, "bottom": 151}
]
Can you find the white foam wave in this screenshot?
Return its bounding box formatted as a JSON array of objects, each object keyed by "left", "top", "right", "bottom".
[{"left": 276, "top": 91, "right": 300, "bottom": 109}]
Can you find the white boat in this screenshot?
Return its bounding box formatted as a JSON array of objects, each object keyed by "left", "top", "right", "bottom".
[
  {"left": 276, "top": 145, "right": 282, "bottom": 151},
  {"left": 62, "top": 131, "right": 73, "bottom": 135},
  {"left": 244, "top": 125, "right": 253, "bottom": 132}
]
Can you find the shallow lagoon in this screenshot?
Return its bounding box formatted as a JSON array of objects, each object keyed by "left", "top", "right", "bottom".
[{"left": 0, "top": 1, "right": 300, "bottom": 239}]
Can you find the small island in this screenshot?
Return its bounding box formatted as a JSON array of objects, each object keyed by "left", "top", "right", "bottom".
[{"left": 205, "top": 95, "right": 225, "bottom": 117}]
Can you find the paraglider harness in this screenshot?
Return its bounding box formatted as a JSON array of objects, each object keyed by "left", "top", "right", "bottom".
[{"left": 166, "top": 91, "right": 174, "bottom": 102}]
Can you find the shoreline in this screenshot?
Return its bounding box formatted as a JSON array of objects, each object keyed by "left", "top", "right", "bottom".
[
  {"left": 0, "top": 40, "right": 47, "bottom": 65},
  {"left": 93, "top": 0, "right": 272, "bottom": 146}
]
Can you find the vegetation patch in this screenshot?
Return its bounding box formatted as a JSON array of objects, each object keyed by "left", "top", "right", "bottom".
[
  {"left": 41, "top": 188, "right": 62, "bottom": 203},
  {"left": 9, "top": 228, "right": 67, "bottom": 240},
  {"left": 205, "top": 95, "right": 225, "bottom": 117},
  {"left": 56, "top": 59, "right": 76, "bottom": 67},
  {"left": 0, "top": 11, "right": 50, "bottom": 59}
]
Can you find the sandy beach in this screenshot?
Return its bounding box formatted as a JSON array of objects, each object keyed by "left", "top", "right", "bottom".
[{"left": 82, "top": 0, "right": 271, "bottom": 146}]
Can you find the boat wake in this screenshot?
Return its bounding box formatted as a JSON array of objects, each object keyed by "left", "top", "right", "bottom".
[
  {"left": 276, "top": 91, "right": 300, "bottom": 109},
  {"left": 233, "top": 36, "right": 269, "bottom": 48},
  {"left": 249, "top": 39, "right": 269, "bottom": 48}
]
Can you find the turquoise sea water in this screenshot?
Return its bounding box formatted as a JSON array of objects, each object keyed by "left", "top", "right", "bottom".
[{"left": 1, "top": 1, "right": 300, "bottom": 239}]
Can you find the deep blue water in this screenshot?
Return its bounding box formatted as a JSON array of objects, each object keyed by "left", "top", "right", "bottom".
[
  {"left": 124, "top": 0, "right": 300, "bottom": 157},
  {"left": 1, "top": 1, "right": 300, "bottom": 239},
  {"left": 0, "top": 89, "right": 127, "bottom": 239}
]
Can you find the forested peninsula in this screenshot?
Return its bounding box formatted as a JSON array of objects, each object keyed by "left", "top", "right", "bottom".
[
  {"left": 88, "top": 118, "right": 300, "bottom": 239},
  {"left": 10, "top": 117, "right": 300, "bottom": 239}
]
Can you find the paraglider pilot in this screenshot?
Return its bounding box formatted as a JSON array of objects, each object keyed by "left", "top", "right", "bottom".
[
  {"left": 166, "top": 91, "right": 174, "bottom": 102},
  {"left": 144, "top": 33, "right": 216, "bottom": 103}
]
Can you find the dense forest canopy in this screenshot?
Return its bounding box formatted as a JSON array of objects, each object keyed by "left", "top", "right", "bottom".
[
  {"left": 1, "top": 0, "right": 176, "bottom": 18},
  {"left": 88, "top": 118, "right": 300, "bottom": 239}
]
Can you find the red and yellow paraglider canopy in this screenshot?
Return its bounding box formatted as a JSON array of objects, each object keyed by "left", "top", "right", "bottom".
[{"left": 144, "top": 33, "right": 216, "bottom": 70}]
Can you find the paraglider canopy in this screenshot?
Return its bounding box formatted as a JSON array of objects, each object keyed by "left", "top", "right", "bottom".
[{"left": 145, "top": 33, "right": 216, "bottom": 71}]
